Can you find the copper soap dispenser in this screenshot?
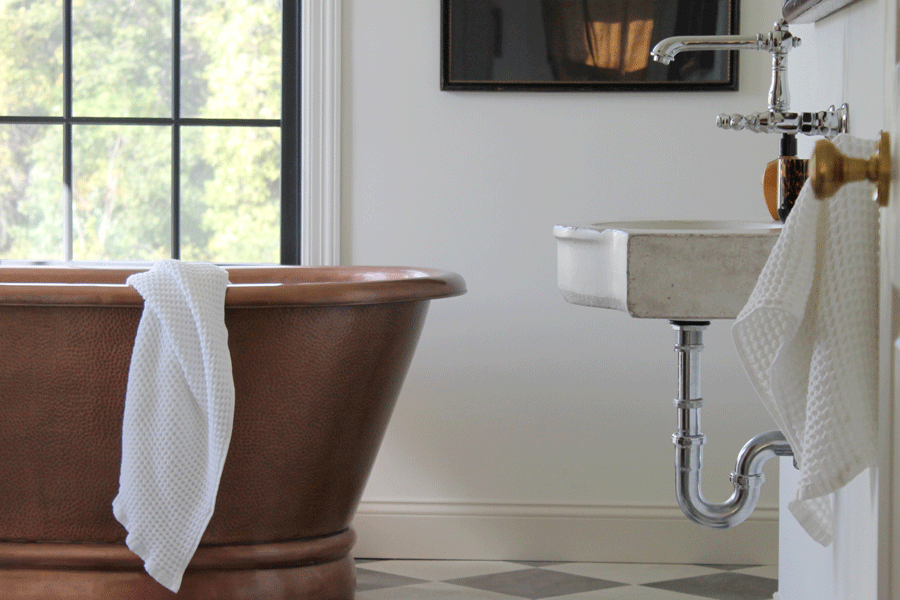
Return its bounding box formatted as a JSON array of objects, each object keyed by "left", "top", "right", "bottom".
[{"left": 776, "top": 134, "right": 809, "bottom": 221}]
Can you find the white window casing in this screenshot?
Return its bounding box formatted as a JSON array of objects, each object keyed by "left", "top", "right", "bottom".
[{"left": 301, "top": 0, "right": 341, "bottom": 266}]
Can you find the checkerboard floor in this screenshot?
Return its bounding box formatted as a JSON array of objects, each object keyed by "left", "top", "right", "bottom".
[{"left": 355, "top": 559, "right": 778, "bottom": 600}]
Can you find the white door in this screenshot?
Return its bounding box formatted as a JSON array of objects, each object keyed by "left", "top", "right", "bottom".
[
  {"left": 879, "top": 1, "right": 899, "bottom": 597},
  {"left": 774, "top": 0, "right": 898, "bottom": 599}
]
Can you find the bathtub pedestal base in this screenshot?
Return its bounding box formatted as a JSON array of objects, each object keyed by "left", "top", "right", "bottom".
[{"left": 0, "top": 529, "right": 356, "bottom": 600}]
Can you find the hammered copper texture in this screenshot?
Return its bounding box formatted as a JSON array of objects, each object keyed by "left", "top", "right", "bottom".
[
  {"left": 0, "top": 304, "right": 138, "bottom": 543},
  {"left": 0, "top": 266, "right": 465, "bottom": 599}
]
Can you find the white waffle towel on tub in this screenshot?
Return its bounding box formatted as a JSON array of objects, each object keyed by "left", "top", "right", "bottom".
[
  {"left": 732, "top": 134, "right": 879, "bottom": 546},
  {"left": 113, "top": 259, "right": 234, "bottom": 592}
]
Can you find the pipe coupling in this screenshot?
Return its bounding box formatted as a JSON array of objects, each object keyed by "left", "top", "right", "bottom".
[
  {"left": 730, "top": 472, "right": 765, "bottom": 489},
  {"left": 673, "top": 398, "right": 704, "bottom": 410},
  {"left": 673, "top": 433, "right": 706, "bottom": 447}
]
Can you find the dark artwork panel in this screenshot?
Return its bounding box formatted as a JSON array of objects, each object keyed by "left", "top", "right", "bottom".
[{"left": 442, "top": 0, "right": 739, "bottom": 91}]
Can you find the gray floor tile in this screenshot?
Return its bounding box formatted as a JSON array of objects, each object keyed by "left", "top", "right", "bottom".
[
  {"left": 544, "top": 563, "right": 725, "bottom": 586},
  {"left": 644, "top": 572, "right": 779, "bottom": 600},
  {"left": 731, "top": 565, "right": 777, "bottom": 580},
  {"left": 447, "top": 568, "right": 627, "bottom": 599},
  {"left": 355, "top": 567, "right": 429, "bottom": 592}
]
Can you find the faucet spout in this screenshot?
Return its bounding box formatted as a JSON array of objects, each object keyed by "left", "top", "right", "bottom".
[
  {"left": 651, "top": 35, "right": 764, "bottom": 65},
  {"left": 651, "top": 20, "right": 801, "bottom": 113}
]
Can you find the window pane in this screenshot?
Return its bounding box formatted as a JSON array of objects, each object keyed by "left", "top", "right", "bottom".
[
  {"left": 72, "top": 125, "right": 171, "bottom": 260},
  {"left": 0, "top": 0, "right": 63, "bottom": 116},
  {"left": 180, "top": 126, "right": 280, "bottom": 263},
  {"left": 72, "top": 0, "right": 172, "bottom": 118},
  {"left": 0, "top": 125, "right": 64, "bottom": 260},
  {"left": 181, "top": 0, "right": 281, "bottom": 119}
]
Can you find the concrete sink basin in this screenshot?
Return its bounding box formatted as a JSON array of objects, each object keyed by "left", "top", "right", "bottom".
[{"left": 554, "top": 220, "right": 782, "bottom": 320}]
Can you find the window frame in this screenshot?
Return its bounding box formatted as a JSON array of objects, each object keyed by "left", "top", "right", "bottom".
[{"left": 0, "top": 0, "right": 340, "bottom": 266}]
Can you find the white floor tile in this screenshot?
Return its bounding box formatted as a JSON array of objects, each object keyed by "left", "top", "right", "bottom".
[
  {"left": 357, "top": 559, "right": 528, "bottom": 581},
  {"left": 542, "top": 562, "right": 725, "bottom": 585},
  {"left": 356, "top": 581, "right": 521, "bottom": 599},
  {"left": 546, "top": 585, "right": 713, "bottom": 600}
]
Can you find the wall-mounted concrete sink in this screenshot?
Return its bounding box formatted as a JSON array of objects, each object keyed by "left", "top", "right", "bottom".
[{"left": 554, "top": 220, "right": 781, "bottom": 320}]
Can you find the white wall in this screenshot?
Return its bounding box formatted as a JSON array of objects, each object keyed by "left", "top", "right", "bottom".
[{"left": 344, "top": 0, "right": 786, "bottom": 562}]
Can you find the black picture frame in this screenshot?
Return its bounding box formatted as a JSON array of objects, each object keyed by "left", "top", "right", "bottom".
[{"left": 441, "top": 0, "right": 740, "bottom": 91}]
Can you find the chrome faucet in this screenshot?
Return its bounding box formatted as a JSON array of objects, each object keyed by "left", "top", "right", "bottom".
[{"left": 651, "top": 20, "right": 848, "bottom": 139}]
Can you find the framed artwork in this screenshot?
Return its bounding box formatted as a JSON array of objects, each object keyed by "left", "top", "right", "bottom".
[{"left": 441, "top": 0, "right": 740, "bottom": 91}]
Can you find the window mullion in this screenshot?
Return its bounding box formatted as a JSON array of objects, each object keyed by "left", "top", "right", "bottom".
[
  {"left": 63, "top": 0, "right": 73, "bottom": 261},
  {"left": 281, "top": 0, "right": 301, "bottom": 265},
  {"left": 172, "top": 0, "right": 181, "bottom": 260}
]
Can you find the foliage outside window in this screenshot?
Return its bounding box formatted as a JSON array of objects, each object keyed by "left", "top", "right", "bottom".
[{"left": 0, "top": 0, "right": 288, "bottom": 263}]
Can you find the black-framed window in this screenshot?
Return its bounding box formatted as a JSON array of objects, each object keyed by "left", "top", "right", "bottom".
[{"left": 0, "top": 0, "right": 300, "bottom": 264}]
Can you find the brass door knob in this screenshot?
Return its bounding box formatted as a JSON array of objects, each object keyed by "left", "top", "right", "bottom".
[{"left": 809, "top": 131, "right": 891, "bottom": 206}]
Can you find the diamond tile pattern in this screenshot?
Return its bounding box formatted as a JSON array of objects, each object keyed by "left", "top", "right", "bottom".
[
  {"left": 447, "top": 567, "right": 625, "bottom": 598},
  {"left": 355, "top": 559, "right": 778, "bottom": 600}
]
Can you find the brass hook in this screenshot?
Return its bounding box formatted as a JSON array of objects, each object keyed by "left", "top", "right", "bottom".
[{"left": 809, "top": 131, "right": 891, "bottom": 206}]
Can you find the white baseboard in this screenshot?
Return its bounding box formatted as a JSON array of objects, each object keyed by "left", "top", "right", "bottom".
[{"left": 352, "top": 501, "right": 778, "bottom": 564}]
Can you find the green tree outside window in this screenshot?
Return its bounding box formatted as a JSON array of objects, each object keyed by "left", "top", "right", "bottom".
[{"left": 0, "top": 0, "right": 284, "bottom": 263}]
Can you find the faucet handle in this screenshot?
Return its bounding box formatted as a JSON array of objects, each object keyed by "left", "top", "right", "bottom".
[
  {"left": 763, "top": 19, "right": 802, "bottom": 55},
  {"left": 801, "top": 104, "right": 849, "bottom": 138},
  {"left": 716, "top": 104, "right": 849, "bottom": 139},
  {"left": 717, "top": 113, "right": 748, "bottom": 131},
  {"left": 716, "top": 112, "right": 768, "bottom": 132}
]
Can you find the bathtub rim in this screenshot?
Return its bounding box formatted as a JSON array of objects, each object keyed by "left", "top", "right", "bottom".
[{"left": 0, "top": 264, "right": 466, "bottom": 308}]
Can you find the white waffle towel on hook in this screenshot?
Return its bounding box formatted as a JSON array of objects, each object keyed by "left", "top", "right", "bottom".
[
  {"left": 113, "top": 260, "right": 234, "bottom": 592},
  {"left": 732, "top": 134, "right": 880, "bottom": 546}
]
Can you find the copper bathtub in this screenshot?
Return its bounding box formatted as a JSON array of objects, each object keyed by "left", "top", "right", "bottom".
[{"left": 0, "top": 265, "right": 465, "bottom": 600}]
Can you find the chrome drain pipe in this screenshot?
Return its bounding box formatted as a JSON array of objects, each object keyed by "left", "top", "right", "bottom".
[{"left": 671, "top": 321, "right": 793, "bottom": 528}]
